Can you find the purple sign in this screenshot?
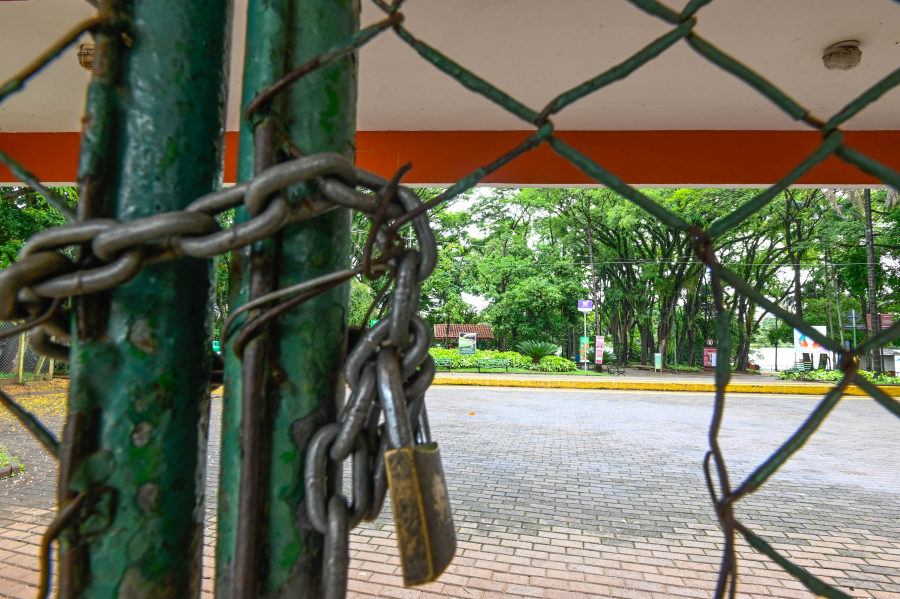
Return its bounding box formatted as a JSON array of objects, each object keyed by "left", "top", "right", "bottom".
[{"left": 577, "top": 299, "right": 593, "bottom": 311}]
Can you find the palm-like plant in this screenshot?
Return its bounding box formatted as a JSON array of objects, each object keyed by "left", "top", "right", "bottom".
[{"left": 516, "top": 340, "right": 559, "bottom": 364}]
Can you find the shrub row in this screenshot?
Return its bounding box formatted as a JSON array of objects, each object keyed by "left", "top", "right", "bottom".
[
  {"left": 429, "top": 348, "right": 577, "bottom": 372},
  {"left": 777, "top": 368, "right": 900, "bottom": 385}
]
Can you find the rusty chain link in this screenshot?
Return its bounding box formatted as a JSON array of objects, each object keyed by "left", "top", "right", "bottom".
[
  {"left": 0, "top": 152, "right": 435, "bottom": 355},
  {"left": 0, "top": 144, "right": 442, "bottom": 597}
]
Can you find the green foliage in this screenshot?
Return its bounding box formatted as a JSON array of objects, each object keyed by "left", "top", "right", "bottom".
[
  {"left": 349, "top": 279, "right": 374, "bottom": 326},
  {"left": 666, "top": 363, "right": 702, "bottom": 372},
  {"left": 516, "top": 340, "right": 559, "bottom": 364},
  {"left": 212, "top": 208, "right": 234, "bottom": 333},
  {"left": 777, "top": 368, "right": 900, "bottom": 385},
  {"left": 429, "top": 347, "right": 577, "bottom": 372},
  {"left": 1, "top": 187, "right": 78, "bottom": 268},
  {"left": 0, "top": 445, "right": 22, "bottom": 477},
  {"left": 7, "top": 181, "right": 899, "bottom": 376},
  {"left": 534, "top": 355, "right": 579, "bottom": 372}
]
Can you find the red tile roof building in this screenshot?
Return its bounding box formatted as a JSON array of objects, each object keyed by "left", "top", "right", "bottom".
[{"left": 433, "top": 324, "right": 494, "bottom": 340}]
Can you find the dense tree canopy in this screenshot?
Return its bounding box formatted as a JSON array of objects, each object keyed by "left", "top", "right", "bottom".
[
  {"left": 351, "top": 186, "right": 899, "bottom": 370},
  {"left": 4, "top": 183, "right": 897, "bottom": 371}
]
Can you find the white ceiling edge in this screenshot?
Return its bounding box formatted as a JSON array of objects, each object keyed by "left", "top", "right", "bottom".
[{"left": 2, "top": 0, "right": 900, "bottom": 133}]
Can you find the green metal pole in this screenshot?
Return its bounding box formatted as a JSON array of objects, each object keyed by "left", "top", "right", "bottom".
[
  {"left": 59, "top": 0, "right": 232, "bottom": 596},
  {"left": 217, "top": 0, "right": 358, "bottom": 596}
]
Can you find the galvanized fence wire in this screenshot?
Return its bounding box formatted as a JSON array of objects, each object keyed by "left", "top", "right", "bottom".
[
  {"left": 1, "top": 0, "right": 900, "bottom": 598},
  {"left": 0, "top": 321, "right": 55, "bottom": 378}
]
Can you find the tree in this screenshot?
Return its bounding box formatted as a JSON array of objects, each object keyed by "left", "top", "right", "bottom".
[
  {"left": 863, "top": 189, "right": 882, "bottom": 373},
  {"left": 1, "top": 187, "right": 78, "bottom": 268}
]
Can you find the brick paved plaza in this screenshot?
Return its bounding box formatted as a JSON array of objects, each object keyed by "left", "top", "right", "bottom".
[{"left": 1, "top": 383, "right": 899, "bottom": 598}]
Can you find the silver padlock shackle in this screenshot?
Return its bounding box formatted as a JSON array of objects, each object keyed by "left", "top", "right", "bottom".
[{"left": 377, "top": 346, "right": 415, "bottom": 450}]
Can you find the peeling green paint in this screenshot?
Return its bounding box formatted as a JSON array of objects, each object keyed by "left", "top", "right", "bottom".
[
  {"left": 216, "top": 0, "right": 358, "bottom": 596},
  {"left": 61, "top": 1, "right": 233, "bottom": 597}
]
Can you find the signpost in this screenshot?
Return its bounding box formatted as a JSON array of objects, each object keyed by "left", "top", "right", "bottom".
[
  {"left": 845, "top": 309, "right": 862, "bottom": 348},
  {"left": 703, "top": 342, "right": 717, "bottom": 369},
  {"left": 653, "top": 352, "right": 662, "bottom": 372},
  {"left": 866, "top": 313, "right": 893, "bottom": 329},
  {"left": 577, "top": 300, "right": 593, "bottom": 372},
  {"left": 458, "top": 332, "right": 477, "bottom": 356},
  {"left": 595, "top": 336, "right": 604, "bottom": 365}
]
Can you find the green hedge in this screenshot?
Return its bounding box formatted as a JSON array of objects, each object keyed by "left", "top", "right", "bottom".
[
  {"left": 429, "top": 348, "right": 577, "bottom": 372},
  {"left": 666, "top": 364, "right": 702, "bottom": 372},
  {"left": 777, "top": 368, "right": 900, "bottom": 385}
]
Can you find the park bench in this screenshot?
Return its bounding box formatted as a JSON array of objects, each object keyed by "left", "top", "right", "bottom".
[
  {"left": 476, "top": 358, "right": 509, "bottom": 373},
  {"left": 433, "top": 357, "right": 452, "bottom": 372},
  {"left": 782, "top": 361, "right": 813, "bottom": 380},
  {"left": 606, "top": 355, "right": 626, "bottom": 376}
]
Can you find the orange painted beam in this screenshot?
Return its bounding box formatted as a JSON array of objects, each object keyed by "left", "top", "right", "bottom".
[
  {"left": 0, "top": 132, "right": 82, "bottom": 185},
  {"left": 3, "top": 130, "right": 899, "bottom": 187}
]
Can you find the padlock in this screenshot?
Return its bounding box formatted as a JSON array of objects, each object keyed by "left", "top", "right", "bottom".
[{"left": 377, "top": 346, "right": 456, "bottom": 586}]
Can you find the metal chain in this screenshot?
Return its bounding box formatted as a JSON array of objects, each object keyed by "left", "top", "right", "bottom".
[
  {"left": 0, "top": 153, "right": 436, "bottom": 360},
  {"left": 302, "top": 244, "right": 437, "bottom": 598},
  {"left": 0, "top": 150, "right": 440, "bottom": 599}
]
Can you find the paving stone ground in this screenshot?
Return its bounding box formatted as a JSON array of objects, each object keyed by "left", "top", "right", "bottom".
[{"left": 1, "top": 383, "right": 899, "bottom": 599}]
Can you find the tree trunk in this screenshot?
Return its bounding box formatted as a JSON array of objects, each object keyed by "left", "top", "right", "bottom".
[
  {"left": 584, "top": 215, "right": 601, "bottom": 336},
  {"left": 678, "top": 275, "right": 702, "bottom": 365},
  {"left": 607, "top": 309, "right": 618, "bottom": 361},
  {"left": 864, "top": 189, "right": 882, "bottom": 373},
  {"left": 735, "top": 297, "right": 748, "bottom": 371},
  {"left": 824, "top": 253, "right": 836, "bottom": 369},
  {"left": 784, "top": 196, "right": 804, "bottom": 321},
  {"left": 639, "top": 325, "right": 648, "bottom": 365},
  {"left": 445, "top": 299, "right": 451, "bottom": 349},
  {"left": 832, "top": 252, "right": 845, "bottom": 349},
  {"left": 656, "top": 298, "right": 673, "bottom": 365},
  {"left": 623, "top": 324, "right": 631, "bottom": 365},
  {"left": 687, "top": 326, "right": 696, "bottom": 367}
]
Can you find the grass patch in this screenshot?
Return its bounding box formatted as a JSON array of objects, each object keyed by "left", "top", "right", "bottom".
[{"left": 0, "top": 445, "right": 23, "bottom": 478}]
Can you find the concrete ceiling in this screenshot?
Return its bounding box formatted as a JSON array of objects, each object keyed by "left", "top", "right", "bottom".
[{"left": 1, "top": 0, "right": 900, "bottom": 133}]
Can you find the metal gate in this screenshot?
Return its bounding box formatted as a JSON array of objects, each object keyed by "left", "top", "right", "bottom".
[{"left": 1, "top": 1, "right": 900, "bottom": 599}]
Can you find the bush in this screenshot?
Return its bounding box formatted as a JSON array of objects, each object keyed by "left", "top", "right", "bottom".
[
  {"left": 429, "top": 347, "right": 577, "bottom": 372},
  {"left": 777, "top": 368, "right": 900, "bottom": 385},
  {"left": 516, "top": 340, "right": 559, "bottom": 364},
  {"left": 666, "top": 363, "right": 701, "bottom": 372}
]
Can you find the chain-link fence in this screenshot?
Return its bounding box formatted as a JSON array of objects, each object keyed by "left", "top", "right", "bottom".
[
  {"left": 1, "top": 1, "right": 900, "bottom": 599},
  {"left": 0, "top": 321, "right": 54, "bottom": 382}
]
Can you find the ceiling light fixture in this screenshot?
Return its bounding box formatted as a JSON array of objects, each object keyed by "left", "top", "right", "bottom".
[
  {"left": 822, "top": 40, "right": 862, "bottom": 71},
  {"left": 78, "top": 43, "right": 94, "bottom": 71}
]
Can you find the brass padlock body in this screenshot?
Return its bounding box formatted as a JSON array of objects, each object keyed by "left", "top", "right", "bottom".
[{"left": 384, "top": 442, "right": 456, "bottom": 586}]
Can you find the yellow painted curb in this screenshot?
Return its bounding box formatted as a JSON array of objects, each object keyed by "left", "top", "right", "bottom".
[{"left": 431, "top": 376, "right": 900, "bottom": 397}]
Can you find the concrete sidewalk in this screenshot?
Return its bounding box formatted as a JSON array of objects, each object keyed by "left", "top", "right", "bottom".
[{"left": 432, "top": 370, "right": 900, "bottom": 396}]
